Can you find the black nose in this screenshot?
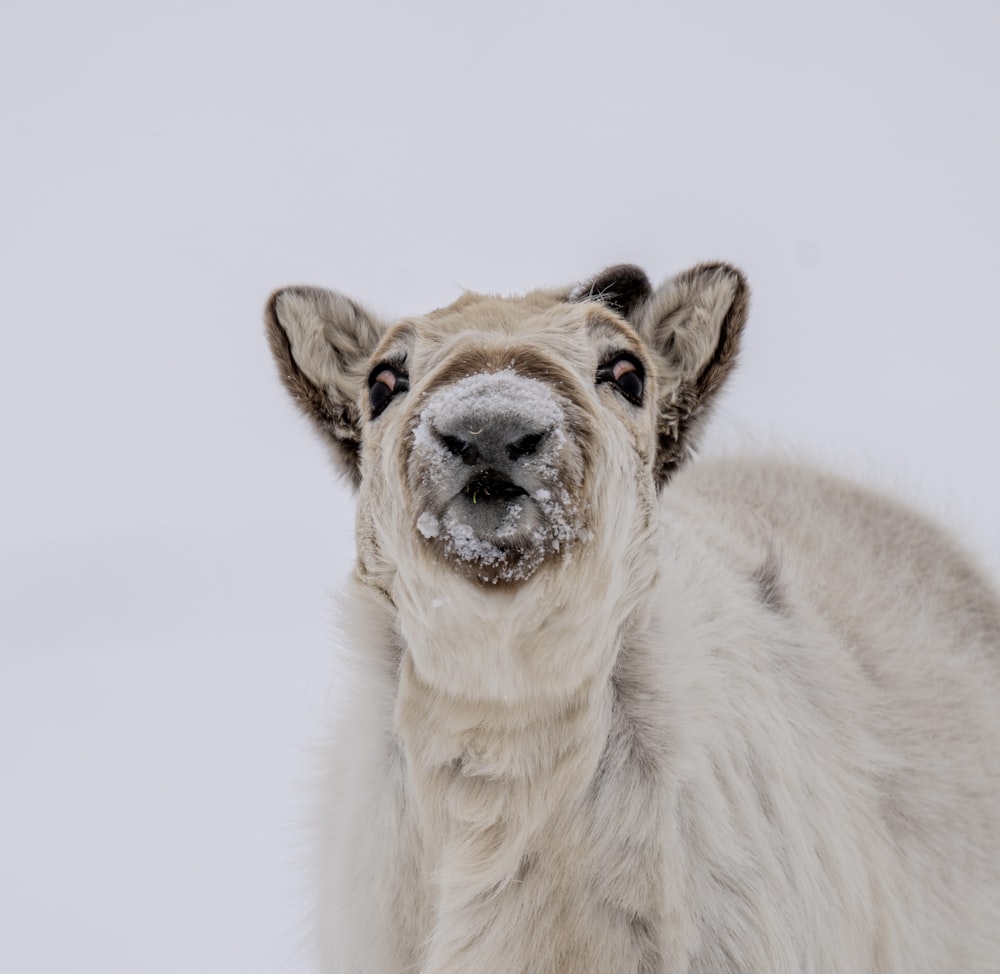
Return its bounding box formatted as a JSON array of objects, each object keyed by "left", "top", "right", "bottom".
[
  {"left": 440, "top": 434, "right": 481, "bottom": 465},
  {"left": 436, "top": 427, "right": 547, "bottom": 467},
  {"left": 507, "top": 432, "right": 544, "bottom": 461}
]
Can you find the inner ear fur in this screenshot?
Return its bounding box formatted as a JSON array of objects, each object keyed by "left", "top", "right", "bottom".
[
  {"left": 633, "top": 262, "right": 750, "bottom": 485},
  {"left": 265, "top": 286, "right": 385, "bottom": 487}
]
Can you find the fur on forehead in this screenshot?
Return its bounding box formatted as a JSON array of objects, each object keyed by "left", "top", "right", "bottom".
[
  {"left": 399, "top": 288, "right": 581, "bottom": 341},
  {"left": 372, "top": 289, "right": 629, "bottom": 379}
]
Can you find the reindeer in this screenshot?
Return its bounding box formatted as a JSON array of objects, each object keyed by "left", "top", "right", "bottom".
[{"left": 265, "top": 263, "right": 1000, "bottom": 973}]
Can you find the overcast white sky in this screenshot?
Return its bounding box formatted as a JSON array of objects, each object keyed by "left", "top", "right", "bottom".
[{"left": 3, "top": 1, "right": 999, "bottom": 970}]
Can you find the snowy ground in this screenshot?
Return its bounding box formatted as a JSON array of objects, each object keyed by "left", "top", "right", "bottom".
[{"left": 3, "top": 1, "right": 999, "bottom": 970}]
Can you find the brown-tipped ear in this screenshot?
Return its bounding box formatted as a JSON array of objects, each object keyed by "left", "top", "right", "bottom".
[
  {"left": 569, "top": 264, "right": 653, "bottom": 319},
  {"left": 632, "top": 262, "right": 750, "bottom": 486},
  {"left": 265, "top": 286, "right": 385, "bottom": 488}
]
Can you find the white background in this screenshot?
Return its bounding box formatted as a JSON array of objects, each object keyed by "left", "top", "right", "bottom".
[{"left": 3, "top": 1, "right": 999, "bottom": 971}]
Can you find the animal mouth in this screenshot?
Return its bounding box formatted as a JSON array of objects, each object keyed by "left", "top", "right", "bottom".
[
  {"left": 462, "top": 471, "right": 528, "bottom": 505},
  {"left": 416, "top": 470, "right": 584, "bottom": 585}
]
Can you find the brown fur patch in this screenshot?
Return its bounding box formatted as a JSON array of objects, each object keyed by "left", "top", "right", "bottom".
[{"left": 572, "top": 264, "right": 653, "bottom": 319}]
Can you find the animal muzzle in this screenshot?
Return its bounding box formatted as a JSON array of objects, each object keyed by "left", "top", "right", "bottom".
[{"left": 407, "top": 368, "right": 588, "bottom": 583}]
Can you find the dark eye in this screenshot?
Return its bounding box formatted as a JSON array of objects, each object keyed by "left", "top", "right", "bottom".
[
  {"left": 596, "top": 354, "right": 644, "bottom": 405},
  {"left": 368, "top": 363, "right": 409, "bottom": 418}
]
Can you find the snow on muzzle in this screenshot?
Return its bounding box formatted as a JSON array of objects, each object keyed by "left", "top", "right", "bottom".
[{"left": 408, "top": 368, "right": 590, "bottom": 584}]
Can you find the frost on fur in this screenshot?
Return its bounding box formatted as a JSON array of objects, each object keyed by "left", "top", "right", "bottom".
[
  {"left": 265, "top": 262, "right": 1000, "bottom": 973},
  {"left": 410, "top": 369, "right": 583, "bottom": 582}
]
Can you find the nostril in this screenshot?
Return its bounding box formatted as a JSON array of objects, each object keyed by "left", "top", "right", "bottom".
[
  {"left": 440, "top": 433, "right": 480, "bottom": 466},
  {"left": 507, "top": 431, "right": 545, "bottom": 462}
]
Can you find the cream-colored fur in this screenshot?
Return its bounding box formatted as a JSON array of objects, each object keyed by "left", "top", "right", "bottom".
[{"left": 265, "top": 264, "right": 1000, "bottom": 973}]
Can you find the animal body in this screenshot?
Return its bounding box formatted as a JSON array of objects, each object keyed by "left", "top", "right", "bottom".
[{"left": 265, "top": 263, "right": 1000, "bottom": 973}]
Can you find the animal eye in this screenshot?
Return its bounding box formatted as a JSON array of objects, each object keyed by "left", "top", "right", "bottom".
[
  {"left": 596, "top": 354, "right": 644, "bottom": 406},
  {"left": 368, "top": 364, "right": 410, "bottom": 418}
]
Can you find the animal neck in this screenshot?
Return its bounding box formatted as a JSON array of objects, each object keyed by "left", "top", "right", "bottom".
[
  {"left": 395, "top": 647, "right": 613, "bottom": 787},
  {"left": 392, "top": 574, "right": 624, "bottom": 822},
  {"left": 382, "top": 537, "right": 659, "bottom": 971},
  {"left": 388, "top": 525, "right": 660, "bottom": 797},
  {"left": 394, "top": 645, "right": 615, "bottom": 958},
  {"left": 390, "top": 562, "right": 647, "bottom": 884},
  {"left": 391, "top": 555, "right": 641, "bottom": 702}
]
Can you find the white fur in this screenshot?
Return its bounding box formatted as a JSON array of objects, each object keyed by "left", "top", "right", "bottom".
[{"left": 266, "top": 265, "right": 1000, "bottom": 973}]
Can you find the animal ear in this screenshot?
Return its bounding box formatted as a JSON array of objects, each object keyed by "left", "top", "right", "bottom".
[
  {"left": 632, "top": 262, "right": 750, "bottom": 485},
  {"left": 265, "top": 286, "right": 385, "bottom": 488},
  {"left": 569, "top": 264, "right": 653, "bottom": 319}
]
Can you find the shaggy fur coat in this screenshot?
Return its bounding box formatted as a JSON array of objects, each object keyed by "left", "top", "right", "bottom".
[{"left": 266, "top": 263, "right": 1000, "bottom": 973}]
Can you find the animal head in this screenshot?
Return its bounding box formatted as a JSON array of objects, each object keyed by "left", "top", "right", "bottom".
[{"left": 266, "top": 263, "right": 748, "bottom": 589}]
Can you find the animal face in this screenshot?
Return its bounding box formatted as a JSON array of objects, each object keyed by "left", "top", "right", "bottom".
[
  {"left": 363, "top": 294, "right": 656, "bottom": 584},
  {"left": 266, "top": 263, "right": 749, "bottom": 587}
]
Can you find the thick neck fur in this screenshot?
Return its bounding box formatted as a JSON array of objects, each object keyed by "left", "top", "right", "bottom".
[
  {"left": 391, "top": 544, "right": 652, "bottom": 815},
  {"left": 378, "top": 508, "right": 659, "bottom": 972},
  {"left": 396, "top": 652, "right": 614, "bottom": 973}
]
